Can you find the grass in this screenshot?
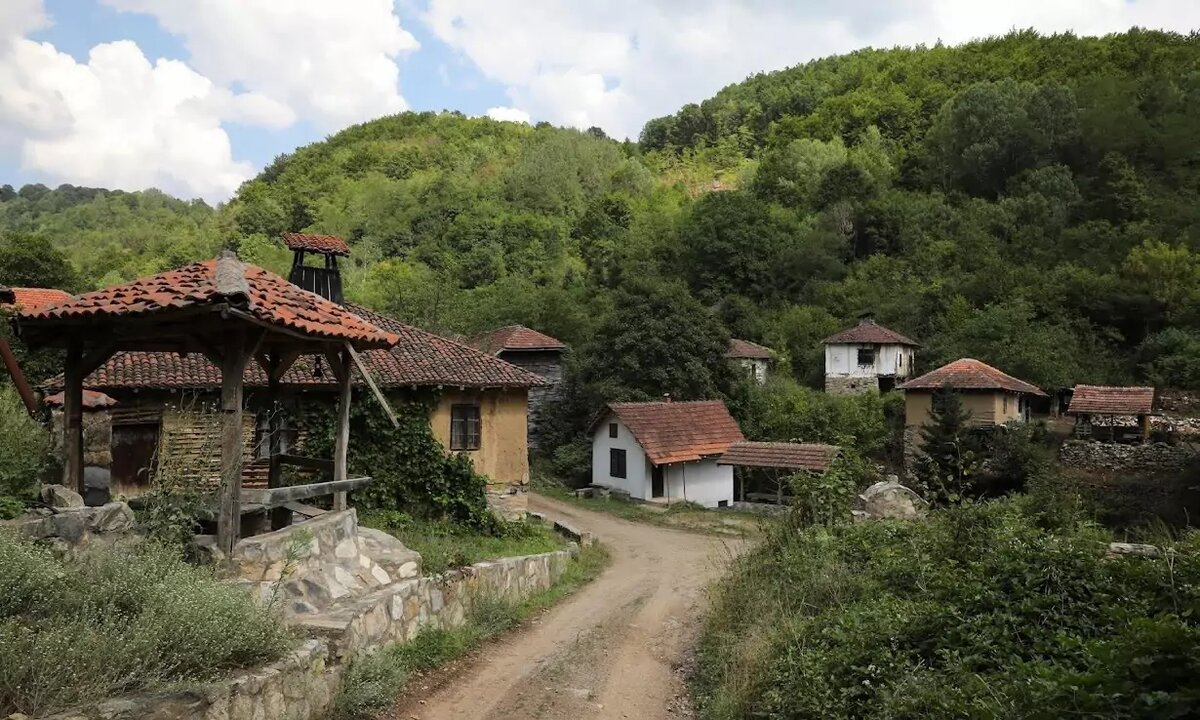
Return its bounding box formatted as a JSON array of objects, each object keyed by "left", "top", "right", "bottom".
[
  {"left": 360, "top": 511, "right": 566, "bottom": 574},
  {"left": 334, "top": 543, "right": 610, "bottom": 719},
  {"left": 0, "top": 532, "right": 294, "bottom": 718}
]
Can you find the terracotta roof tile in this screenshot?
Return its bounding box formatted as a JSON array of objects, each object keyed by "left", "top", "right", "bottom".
[
  {"left": 281, "top": 233, "right": 351, "bottom": 256},
  {"left": 605, "top": 400, "right": 744, "bottom": 465},
  {"left": 0, "top": 287, "right": 72, "bottom": 311},
  {"left": 468, "top": 325, "right": 566, "bottom": 354},
  {"left": 43, "top": 389, "right": 118, "bottom": 410},
  {"left": 898, "top": 358, "right": 1046, "bottom": 396},
  {"left": 68, "top": 303, "right": 543, "bottom": 391},
  {"left": 726, "top": 339, "right": 772, "bottom": 360},
  {"left": 718, "top": 440, "right": 839, "bottom": 471},
  {"left": 1067, "top": 385, "right": 1155, "bottom": 416},
  {"left": 17, "top": 256, "right": 397, "bottom": 349},
  {"left": 823, "top": 319, "right": 918, "bottom": 346}
]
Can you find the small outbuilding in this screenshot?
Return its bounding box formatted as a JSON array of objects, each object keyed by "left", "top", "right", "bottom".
[
  {"left": 1067, "top": 384, "right": 1155, "bottom": 443},
  {"left": 718, "top": 440, "right": 840, "bottom": 504},
  {"left": 823, "top": 318, "right": 918, "bottom": 394},
  {"left": 727, "top": 339, "right": 772, "bottom": 383},
  {"left": 468, "top": 325, "right": 566, "bottom": 451},
  {"left": 898, "top": 358, "right": 1047, "bottom": 438},
  {"left": 590, "top": 400, "right": 744, "bottom": 508}
]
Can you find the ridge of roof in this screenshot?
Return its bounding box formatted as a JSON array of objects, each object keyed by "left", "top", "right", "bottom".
[
  {"left": 898, "top": 358, "right": 1047, "bottom": 396},
  {"left": 822, "top": 319, "right": 919, "bottom": 347},
  {"left": 468, "top": 325, "right": 566, "bottom": 354}
]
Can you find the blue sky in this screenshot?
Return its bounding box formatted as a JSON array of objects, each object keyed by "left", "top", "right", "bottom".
[{"left": 1, "top": 0, "right": 1197, "bottom": 202}]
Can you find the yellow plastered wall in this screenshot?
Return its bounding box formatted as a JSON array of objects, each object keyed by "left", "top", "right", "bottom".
[
  {"left": 904, "top": 390, "right": 1023, "bottom": 430},
  {"left": 429, "top": 388, "right": 530, "bottom": 487}
]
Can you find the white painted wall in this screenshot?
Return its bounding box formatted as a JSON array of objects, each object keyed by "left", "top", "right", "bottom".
[
  {"left": 825, "top": 343, "right": 915, "bottom": 379},
  {"left": 591, "top": 414, "right": 649, "bottom": 499},
  {"left": 662, "top": 459, "right": 733, "bottom": 508}
]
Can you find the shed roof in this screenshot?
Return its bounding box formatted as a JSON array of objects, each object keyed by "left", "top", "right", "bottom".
[
  {"left": 16, "top": 255, "right": 397, "bottom": 349},
  {"left": 468, "top": 325, "right": 566, "bottom": 354},
  {"left": 43, "top": 389, "right": 117, "bottom": 410},
  {"left": 1067, "top": 385, "right": 1155, "bottom": 416},
  {"left": 823, "top": 319, "right": 918, "bottom": 347},
  {"left": 281, "top": 233, "right": 351, "bottom": 256},
  {"left": 726, "top": 338, "right": 772, "bottom": 360},
  {"left": 898, "top": 358, "right": 1046, "bottom": 396},
  {"left": 718, "top": 441, "right": 839, "bottom": 471},
  {"left": 0, "top": 286, "right": 72, "bottom": 311},
  {"left": 602, "top": 400, "right": 744, "bottom": 465}
]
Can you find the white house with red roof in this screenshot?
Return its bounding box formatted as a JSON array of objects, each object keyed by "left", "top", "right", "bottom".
[
  {"left": 822, "top": 318, "right": 919, "bottom": 394},
  {"left": 589, "top": 400, "right": 745, "bottom": 507}
]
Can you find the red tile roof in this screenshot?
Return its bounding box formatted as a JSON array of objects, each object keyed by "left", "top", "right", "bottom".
[
  {"left": 468, "top": 325, "right": 566, "bottom": 354},
  {"left": 718, "top": 440, "right": 839, "bottom": 471},
  {"left": 43, "top": 389, "right": 118, "bottom": 410},
  {"left": 898, "top": 358, "right": 1047, "bottom": 396},
  {"left": 17, "top": 255, "right": 397, "bottom": 349},
  {"left": 726, "top": 339, "right": 772, "bottom": 360},
  {"left": 281, "top": 232, "right": 351, "bottom": 256},
  {"left": 604, "top": 400, "right": 744, "bottom": 465},
  {"left": 1068, "top": 385, "right": 1155, "bottom": 416},
  {"left": 823, "top": 319, "right": 918, "bottom": 346},
  {"left": 69, "top": 303, "right": 542, "bottom": 391},
  {"left": 0, "top": 287, "right": 72, "bottom": 311}
]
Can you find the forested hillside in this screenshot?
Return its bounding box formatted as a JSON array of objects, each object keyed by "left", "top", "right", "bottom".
[{"left": 4, "top": 29, "right": 1200, "bottom": 402}]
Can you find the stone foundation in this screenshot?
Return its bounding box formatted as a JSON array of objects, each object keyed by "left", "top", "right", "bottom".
[
  {"left": 486, "top": 480, "right": 528, "bottom": 520},
  {"left": 825, "top": 375, "right": 879, "bottom": 396},
  {"left": 1058, "top": 440, "right": 1197, "bottom": 474}
]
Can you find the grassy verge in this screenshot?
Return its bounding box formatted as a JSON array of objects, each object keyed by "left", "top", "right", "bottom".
[
  {"left": 0, "top": 533, "right": 294, "bottom": 718},
  {"left": 360, "top": 511, "right": 565, "bottom": 574},
  {"left": 334, "top": 543, "right": 610, "bottom": 719}
]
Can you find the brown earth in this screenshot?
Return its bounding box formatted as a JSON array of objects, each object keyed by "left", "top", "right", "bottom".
[{"left": 391, "top": 493, "right": 743, "bottom": 720}]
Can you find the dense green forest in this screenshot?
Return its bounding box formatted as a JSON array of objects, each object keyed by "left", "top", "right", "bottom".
[{"left": 4, "top": 29, "right": 1200, "bottom": 412}]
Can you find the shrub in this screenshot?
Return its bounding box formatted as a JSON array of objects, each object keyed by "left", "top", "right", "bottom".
[
  {"left": 0, "top": 386, "right": 53, "bottom": 513},
  {"left": 0, "top": 533, "right": 293, "bottom": 717},
  {"left": 786, "top": 450, "right": 872, "bottom": 527},
  {"left": 693, "top": 499, "right": 1200, "bottom": 719}
]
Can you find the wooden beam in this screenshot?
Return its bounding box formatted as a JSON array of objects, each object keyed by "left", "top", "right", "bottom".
[
  {"left": 0, "top": 335, "right": 38, "bottom": 416},
  {"left": 80, "top": 341, "right": 117, "bottom": 378},
  {"left": 346, "top": 342, "right": 399, "bottom": 429},
  {"left": 332, "top": 347, "right": 352, "bottom": 512},
  {"left": 217, "top": 326, "right": 250, "bottom": 556},
  {"left": 323, "top": 346, "right": 348, "bottom": 383},
  {"left": 263, "top": 351, "right": 288, "bottom": 530},
  {"left": 62, "top": 340, "right": 84, "bottom": 494}
]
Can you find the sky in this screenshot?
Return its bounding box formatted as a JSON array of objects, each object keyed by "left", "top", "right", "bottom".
[{"left": 1, "top": 1, "right": 1198, "bottom": 204}]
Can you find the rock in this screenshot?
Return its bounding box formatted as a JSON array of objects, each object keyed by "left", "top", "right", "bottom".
[
  {"left": 1107, "top": 542, "right": 1161, "bottom": 559},
  {"left": 41, "top": 483, "right": 84, "bottom": 509},
  {"left": 858, "top": 480, "right": 927, "bottom": 521},
  {"left": 89, "top": 501, "right": 134, "bottom": 534},
  {"left": 358, "top": 527, "right": 422, "bottom": 580}
]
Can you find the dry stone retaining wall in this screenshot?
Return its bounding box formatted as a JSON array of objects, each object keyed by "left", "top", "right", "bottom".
[{"left": 1058, "top": 439, "right": 1197, "bottom": 474}]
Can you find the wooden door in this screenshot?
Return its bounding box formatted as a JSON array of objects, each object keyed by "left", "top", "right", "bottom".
[
  {"left": 651, "top": 465, "right": 665, "bottom": 498},
  {"left": 111, "top": 423, "right": 159, "bottom": 496}
]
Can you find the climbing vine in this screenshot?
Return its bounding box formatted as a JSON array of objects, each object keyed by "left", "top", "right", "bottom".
[{"left": 292, "top": 388, "right": 498, "bottom": 531}]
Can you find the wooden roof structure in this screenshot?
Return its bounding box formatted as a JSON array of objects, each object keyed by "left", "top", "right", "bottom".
[
  {"left": 13, "top": 252, "right": 397, "bottom": 554},
  {"left": 718, "top": 441, "right": 839, "bottom": 472},
  {"left": 1067, "top": 385, "right": 1155, "bottom": 416}
]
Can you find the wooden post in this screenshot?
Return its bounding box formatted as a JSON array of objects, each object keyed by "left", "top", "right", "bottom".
[
  {"left": 332, "top": 347, "right": 352, "bottom": 512},
  {"left": 217, "top": 328, "right": 249, "bottom": 556},
  {"left": 62, "top": 340, "right": 84, "bottom": 494},
  {"left": 265, "top": 353, "right": 290, "bottom": 530}
]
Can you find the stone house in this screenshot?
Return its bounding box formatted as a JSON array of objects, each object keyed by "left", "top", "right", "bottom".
[
  {"left": 468, "top": 325, "right": 566, "bottom": 452},
  {"left": 898, "top": 358, "right": 1047, "bottom": 443},
  {"left": 726, "top": 338, "right": 772, "bottom": 383},
  {"left": 822, "top": 319, "right": 918, "bottom": 394},
  {"left": 589, "top": 400, "right": 744, "bottom": 508}
]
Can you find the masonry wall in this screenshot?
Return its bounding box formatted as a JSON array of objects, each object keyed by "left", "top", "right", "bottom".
[
  {"left": 904, "top": 390, "right": 1023, "bottom": 431},
  {"left": 430, "top": 387, "right": 530, "bottom": 519},
  {"left": 663, "top": 459, "right": 733, "bottom": 508},
  {"left": 498, "top": 349, "right": 564, "bottom": 452},
  {"left": 591, "top": 414, "right": 650, "bottom": 499}
]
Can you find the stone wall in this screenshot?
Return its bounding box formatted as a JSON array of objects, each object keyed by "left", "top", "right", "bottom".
[
  {"left": 1058, "top": 440, "right": 1197, "bottom": 474},
  {"left": 499, "top": 349, "right": 564, "bottom": 452},
  {"left": 825, "top": 374, "right": 879, "bottom": 396}
]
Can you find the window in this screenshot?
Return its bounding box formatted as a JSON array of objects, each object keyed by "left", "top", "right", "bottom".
[
  {"left": 609, "top": 448, "right": 627, "bottom": 479},
  {"left": 608, "top": 422, "right": 619, "bottom": 438},
  {"left": 857, "top": 347, "right": 876, "bottom": 366},
  {"left": 450, "top": 404, "right": 481, "bottom": 451},
  {"left": 1003, "top": 395, "right": 1010, "bottom": 413}
]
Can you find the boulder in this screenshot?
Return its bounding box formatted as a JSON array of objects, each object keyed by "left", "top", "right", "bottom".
[
  {"left": 358, "top": 527, "right": 422, "bottom": 580},
  {"left": 89, "top": 501, "right": 135, "bottom": 534},
  {"left": 40, "top": 484, "right": 84, "bottom": 509},
  {"left": 858, "top": 479, "right": 927, "bottom": 521}
]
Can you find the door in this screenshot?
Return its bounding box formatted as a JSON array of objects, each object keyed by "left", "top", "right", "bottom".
[
  {"left": 651, "top": 465, "right": 665, "bottom": 498},
  {"left": 111, "top": 423, "right": 160, "bottom": 496}
]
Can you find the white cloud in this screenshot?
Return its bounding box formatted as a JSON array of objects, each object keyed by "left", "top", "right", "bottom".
[
  {"left": 102, "top": 0, "right": 419, "bottom": 130},
  {"left": 485, "top": 106, "right": 531, "bottom": 123},
  {"left": 424, "top": 0, "right": 1200, "bottom": 140}
]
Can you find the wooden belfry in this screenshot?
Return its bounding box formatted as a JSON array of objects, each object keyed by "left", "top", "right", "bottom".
[{"left": 13, "top": 252, "right": 398, "bottom": 553}]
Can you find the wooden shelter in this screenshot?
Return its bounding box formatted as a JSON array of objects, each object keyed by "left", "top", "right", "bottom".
[
  {"left": 1067, "top": 385, "right": 1156, "bottom": 443},
  {"left": 13, "top": 252, "right": 398, "bottom": 553},
  {"left": 718, "top": 440, "right": 840, "bottom": 504}
]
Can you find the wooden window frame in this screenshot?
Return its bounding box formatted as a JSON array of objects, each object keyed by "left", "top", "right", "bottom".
[
  {"left": 857, "top": 347, "right": 876, "bottom": 367},
  {"left": 450, "top": 404, "right": 482, "bottom": 451},
  {"left": 610, "top": 448, "right": 627, "bottom": 479}
]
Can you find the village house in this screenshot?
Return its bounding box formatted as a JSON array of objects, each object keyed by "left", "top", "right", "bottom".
[
  {"left": 898, "top": 358, "right": 1047, "bottom": 442},
  {"left": 823, "top": 318, "right": 919, "bottom": 394},
  {"left": 468, "top": 325, "right": 566, "bottom": 452},
  {"left": 1067, "top": 384, "right": 1156, "bottom": 443},
  {"left": 590, "top": 400, "right": 744, "bottom": 507},
  {"left": 727, "top": 338, "right": 772, "bottom": 383}
]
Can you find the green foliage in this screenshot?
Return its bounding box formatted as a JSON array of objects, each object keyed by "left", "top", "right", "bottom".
[
  {"left": 786, "top": 451, "right": 870, "bottom": 528},
  {"left": 693, "top": 498, "right": 1200, "bottom": 720},
  {"left": 0, "top": 533, "right": 293, "bottom": 717},
  {"left": 0, "top": 386, "right": 53, "bottom": 511},
  {"left": 361, "top": 513, "right": 563, "bottom": 575},
  {"left": 915, "top": 387, "right": 982, "bottom": 502}
]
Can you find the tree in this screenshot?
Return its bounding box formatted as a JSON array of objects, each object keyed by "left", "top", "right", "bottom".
[
  {"left": 0, "top": 231, "right": 79, "bottom": 291},
  {"left": 917, "top": 386, "right": 980, "bottom": 502}
]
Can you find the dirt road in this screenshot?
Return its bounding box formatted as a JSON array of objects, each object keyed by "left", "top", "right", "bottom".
[{"left": 393, "top": 494, "right": 742, "bottom": 720}]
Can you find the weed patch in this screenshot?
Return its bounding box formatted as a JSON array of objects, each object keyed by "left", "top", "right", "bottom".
[{"left": 361, "top": 512, "right": 565, "bottom": 574}]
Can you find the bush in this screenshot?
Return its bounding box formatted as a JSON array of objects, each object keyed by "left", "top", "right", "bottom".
[
  {"left": 693, "top": 498, "right": 1200, "bottom": 719},
  {"left": 360, "top": 513, "right": 563, "bottom": 575},
  {"left": 0, "top": 534, "right": 293, "bottom": 717},
  {"left": 0, "top": 386, "right": 53, "bottom": 514}
]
